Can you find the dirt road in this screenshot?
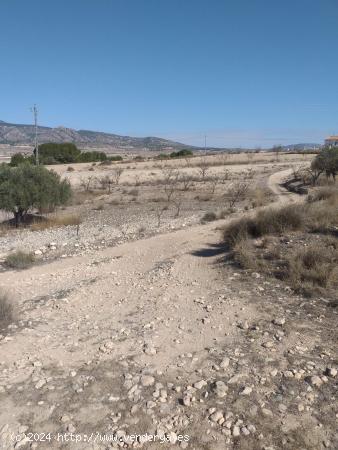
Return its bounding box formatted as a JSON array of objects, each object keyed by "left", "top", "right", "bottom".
[{"left": 0, "top": 169, "right": 336, "bottom": 450}]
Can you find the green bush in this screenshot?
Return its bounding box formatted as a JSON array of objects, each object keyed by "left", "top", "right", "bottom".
[
  {"left": 0, "top": 164, "right": 72, "bottom": 226},
  {"left": 76, "top": 151, "right": 107, "bottom": 162},
  {"left": 38, "top": 143, "right": 81, "bottom": 164},
  {"left": 4, "top": 251, "right": 35, "bottom": 269},
  {"left": 170, "top": 149, "right": 193, "bottom": 158},
  {"left": 10, "top": 153, "right": 32, "bottom": 167}
]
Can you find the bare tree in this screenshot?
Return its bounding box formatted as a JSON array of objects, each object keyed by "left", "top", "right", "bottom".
[
  {"left": 220, "top": 168, "right": 230, "bottom": 184},
  {"left": 80, "top": 176, "right": 94, "bottom": 191},
  {"left": 272, "top": 145, "right": 283, "bottom": 162},
  {"left": 155, "top": 204, "right": 168, "bottom": 227},
  {"left": 111, "top": 168, "right": 124, "bottom": 185},
  {"left": 98, "top": 175, "right": 114, "bottom": 193},
  {"left": 134, "top": 174, "right": 141, "bottom": 187},
  {"left": 172, "top": 190, "right": 184, "bottom": 217},
  {"left": 180, "top": 172, "right": 193, "bottom": 191},
  {"left": 197, "top": 157, "right": 209, "bottom": 182},
  {"left": 225, "top": 181, "right": 249, "bottom": 208},
  {"left": 209, "top": 177, "right": 218, "bottom": 195},
  {"left": 161, "top": 167, "right": 179, "bottom": 202}
]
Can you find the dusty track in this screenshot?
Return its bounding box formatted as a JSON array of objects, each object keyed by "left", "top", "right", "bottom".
[{"left": 0, "top": 169, "right": 336, "bottom": 450}]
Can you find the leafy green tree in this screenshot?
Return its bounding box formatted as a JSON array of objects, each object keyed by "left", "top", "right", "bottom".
[
  {"left": 76, "top": 151, "right": 107, "bottom": 162},
  {"left": 0, "top": 164, "right": 72, "bottom": 226},
  {"left": 38, "top": 143, "right": 81, "bottom": 164},
  {"left": 10, "top": 153, "right": 27, "bottom": 166},
  {"left": 312, "top": 147, "right": 338, "bottom": 182}
]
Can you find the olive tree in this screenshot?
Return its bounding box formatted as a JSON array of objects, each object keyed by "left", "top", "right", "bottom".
[
  {"left": 0, "top": 164, "right": 72, "bottom": 226},
  {"left": 311, "top": 147, "right": 338, "bottom": 183}
]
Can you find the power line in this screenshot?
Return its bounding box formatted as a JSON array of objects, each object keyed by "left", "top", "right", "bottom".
[{"left": 31, "top": 104, "right": 39, "bottom": 165}]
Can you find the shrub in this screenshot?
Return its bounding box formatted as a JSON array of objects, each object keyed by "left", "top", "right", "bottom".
[
  {"left": 201, "top": 212, "right": 217, "bottom": 222},
  {"left": 4, "top": 251, "right": 35, "bottom": 270},
  {"left": 77, "top": 151, "right": 107, "bottom": 163},
  {"left": 0, "top": 164, "right": 72, "bottom": 226},
  {"left": 232, "top": 237, "right": 261, "bottom": 270},
  {"left": 169, "top": 149, "right": 193, "bottom": 158},
  {"left": 286, "top": 242, "right": 338, "bottom": 292},
  {"left": 223, "top": 204, "right": 304, "bottom": 244},
  {"left": 307, "top": 186, "right": 338, "bottom": 203},
  {"left": 10, "top": 153, "right": 32, "bottom": 167},
  {"left": 0, "top": 291, "right": 14, "bottom": 328}
]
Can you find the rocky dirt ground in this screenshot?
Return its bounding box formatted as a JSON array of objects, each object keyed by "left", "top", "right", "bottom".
[{"left": 0, "top": 156, "right": 337, "bottom": 450}]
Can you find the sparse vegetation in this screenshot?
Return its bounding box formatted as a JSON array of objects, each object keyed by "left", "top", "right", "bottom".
[
  {"left": 4, "top": 251, "right": 36, "bottom": 270},
  {"left": 0, "top": 291, "right": 14, "bottom": 328},
  {"left": 30, "top": 214, "right": 82, "bottom": 231},
  {"left": 224, "top": 194, "right": 338, "bottom": 296}
]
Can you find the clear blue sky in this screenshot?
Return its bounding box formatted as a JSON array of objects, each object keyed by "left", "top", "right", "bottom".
[{"left": 1, "top": 0, "right": 338, "bottom": 148}]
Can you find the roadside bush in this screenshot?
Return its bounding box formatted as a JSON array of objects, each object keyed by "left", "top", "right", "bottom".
[
  {"left": 4, "top": 251, "right": 35, "bottom": 270},
  {"left": 232, "top": 237, "right": 261, "bottom": 270},
  {"left": 0, "top": 291, "right": 14, "bottom": 328},
  {"left": 286, "top": 242, "right": 338, "bottom": 292},
  {"left": 307, "top": 186, "right": 338, "bottom": 204},
  {"left": 223, "top": 204, "right": 304, "bottom": 245}
]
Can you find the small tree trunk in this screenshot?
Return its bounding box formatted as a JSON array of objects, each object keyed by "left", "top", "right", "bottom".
[{"left": 14, "top": 209, "right": 24, "bottom": 227}]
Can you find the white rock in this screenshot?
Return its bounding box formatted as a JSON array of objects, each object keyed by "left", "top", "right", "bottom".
[
  {"left": 232, "top": 426, "right": 240, "bottom": 437},
  {"left": 220, "top": 357, "right": 230, "bottom": 369},
  {"left": 35, "top": 379, "right": 46, "bottom": 389},
  {"left": 210, "top": 410, "right": 223, "bottom": 422},
  {"left": 140, "top": 375, "right": 155, "bottom": 387},
  {"left": 326, "top": 367, "right": 337, "bottom": 378},
  {"left": 273, "top": 317, "right": 286, "bottom": 326},
  {"left": 240, "top": 386, "right": 252, "bottom": 395},
  {"left": 193, "top": 380, "right": 207, "bottom": 390}
]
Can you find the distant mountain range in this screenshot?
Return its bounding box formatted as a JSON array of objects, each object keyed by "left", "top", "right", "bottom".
[
  {"left": 0, "top": 120, "right": 193, "bottom": 152},
  {"left": 0, "top": 120, "right": 322, "bottom": 153}
]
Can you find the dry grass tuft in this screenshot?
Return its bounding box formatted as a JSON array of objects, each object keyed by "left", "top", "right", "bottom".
[
  {"left": 307, "top": 186, "right": 338, "bottom": 204},
  {"left": 285, "top": 242, "right": 338, "bottom": 293},
  {"left": 223, "top": 204, "right": 304, "bottom": 245},
  {"left": 4, "top": 251, "right": 35, "bottom": 270},
  {"left": 223, "top": 197, "right": 338, "bottom": 297},
  {"left": 31, "top": 214, "right": 82, "bottom": 231},
  {"left": 201, "top": 212, "right": 218, "bottom": 222},
  {"left": 250, "top": 187, "right": 273, "bottom": 208},
  {"left": 0, "top": 291, "right": 14, "bottom": 328}
]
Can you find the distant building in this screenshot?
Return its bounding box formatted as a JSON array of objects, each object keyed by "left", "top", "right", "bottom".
[{"left": 325, "top": 136, "right": 338, "bottom": 148}]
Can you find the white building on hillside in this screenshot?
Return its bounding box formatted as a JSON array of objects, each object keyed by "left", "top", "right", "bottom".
[{"left": 325, "top": 136, "right": 338, "bottom": 148}]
